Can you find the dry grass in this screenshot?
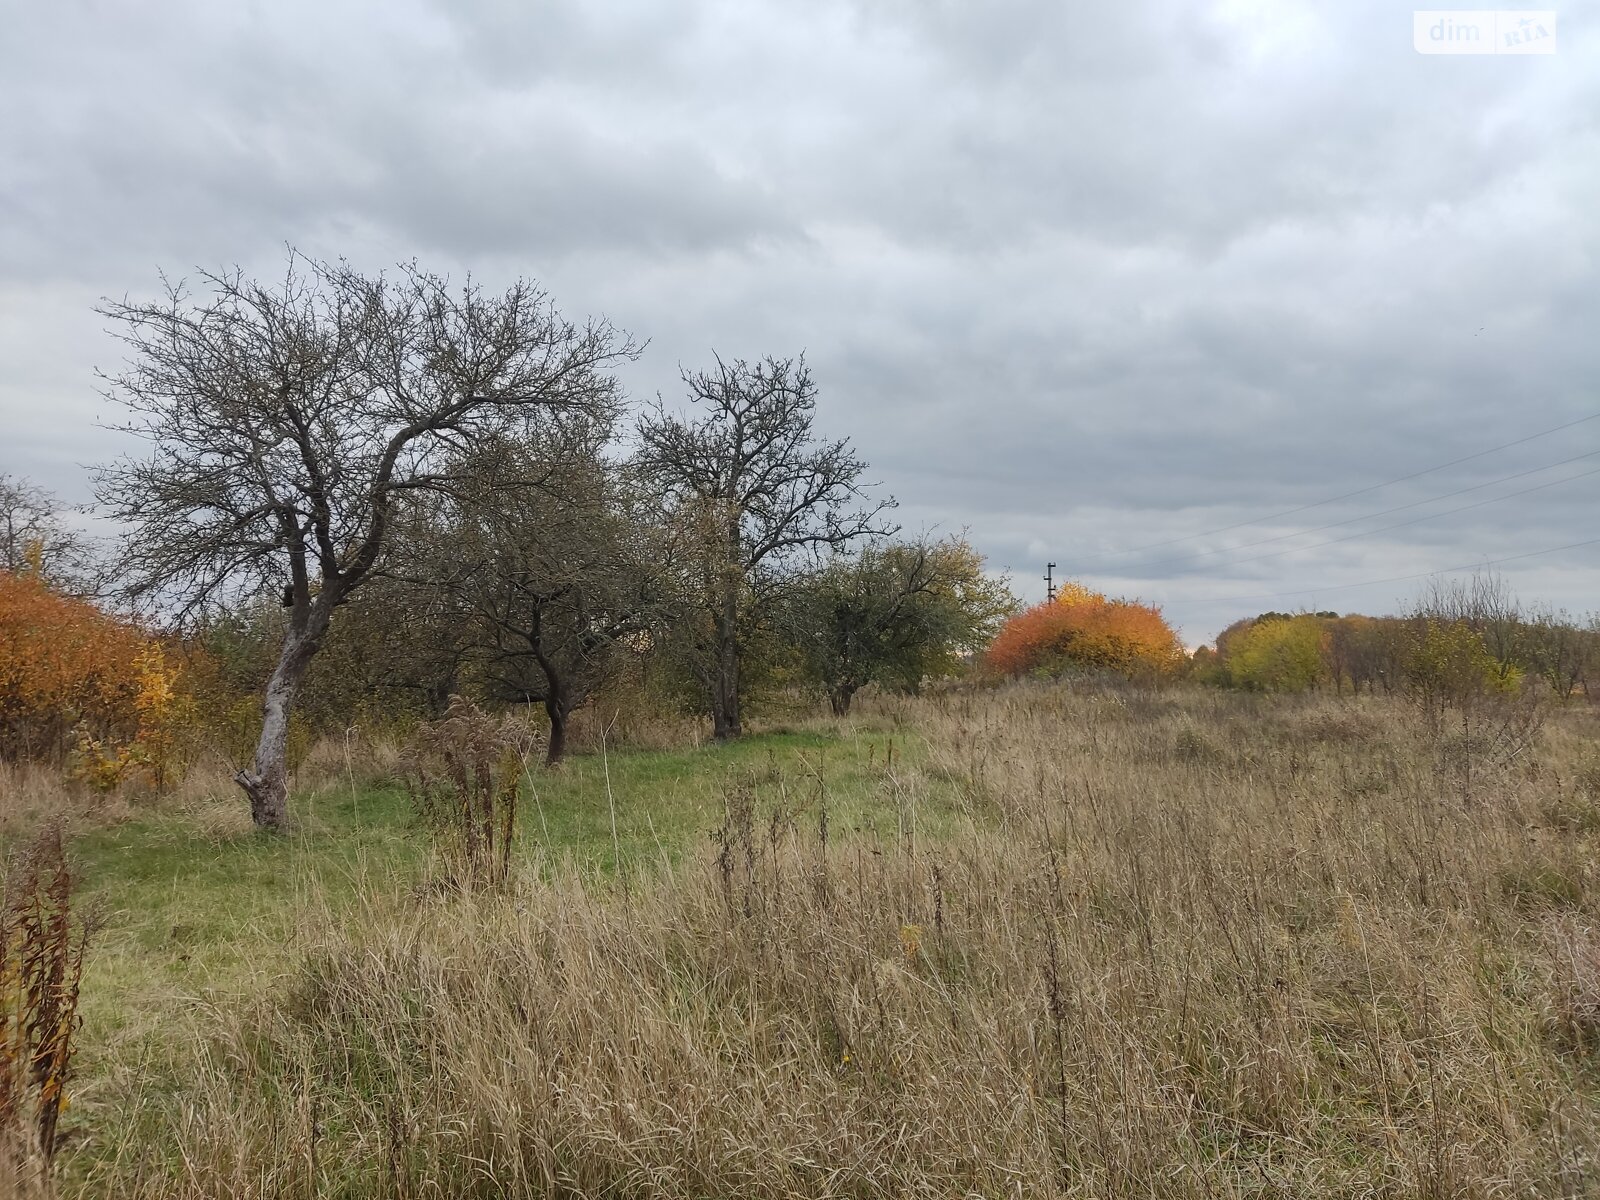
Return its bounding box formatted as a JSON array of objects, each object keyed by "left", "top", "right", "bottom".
[
  {"left": 0, "top": 729, "right": 417, "bottom": 848},
  {"left": 563, "top": 695, "right": 711, "bottom": 757},
  {"left": 58, "top": 684, "right": 1600, "bottom": 1196},
  {"left": 0, "top": 763, "right": 110, "bottom": 841}
]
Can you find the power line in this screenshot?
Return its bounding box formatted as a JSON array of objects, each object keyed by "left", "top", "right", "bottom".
[
  {"left": 1107, "top": 460, "right": 1600, "bottom": 582},
  {"left": 1084, "top": 446, "right": 1600, "bottom": 577},
  {"left": 1176, "top": 535, "right": 1600, "bottom": 612},
  {"left": 1070, "top": 409, "right": 1600, "bottom": 568},
  {"left": 1216, "top": 465, "right": 1600, "bottom": 571}
]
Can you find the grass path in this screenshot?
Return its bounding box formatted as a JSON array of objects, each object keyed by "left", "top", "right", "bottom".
[{"left": 60, "top": 723, "right": 952, "bottom": 1160}]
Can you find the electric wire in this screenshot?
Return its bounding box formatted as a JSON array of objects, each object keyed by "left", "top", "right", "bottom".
[
  {"left": 1097, "top": 461, "right": 1600, "bottom": 580},
  {"left": 1083, "top": 446, "right": 1600, "bottom": 577},
  {"left": 1177, "top": 535, "right": 1600, "bottom": 611},
  {"left": 1069, "top": 409, "right": 1600, "bottom": 567}
]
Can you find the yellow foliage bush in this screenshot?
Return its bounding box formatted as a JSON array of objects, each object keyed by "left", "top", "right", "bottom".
[{"left": 0, "top": 570, "right": 181, "bottom": 784}]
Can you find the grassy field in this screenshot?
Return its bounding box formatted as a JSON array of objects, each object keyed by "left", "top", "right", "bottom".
[
  {"left": 55, "top": 718, "right": 948, "bottom": 1190},
  {"left": 19, "top": 684, "right": 1600, "bottom": 1196}
]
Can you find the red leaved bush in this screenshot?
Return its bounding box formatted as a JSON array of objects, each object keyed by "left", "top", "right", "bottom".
[{"left": 985, "top": 582, "right": 1183, "bottom": 678}]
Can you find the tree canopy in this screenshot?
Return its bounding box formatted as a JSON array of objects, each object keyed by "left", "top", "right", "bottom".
[{"left": 95, "top": 254, "right": 637, "bottom": 826}]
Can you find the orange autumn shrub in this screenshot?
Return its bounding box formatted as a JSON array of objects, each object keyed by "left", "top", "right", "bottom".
[
  {"left": 0, "top": 570, "right": 180, "bottom": 782},
  {"left": 985, "top": 581, "right": 1183, "bottom": 679}
]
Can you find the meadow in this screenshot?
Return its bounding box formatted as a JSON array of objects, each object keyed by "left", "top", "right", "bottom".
[{"left": 13, "top": 681, "right": 1600, "bottom": 1197}]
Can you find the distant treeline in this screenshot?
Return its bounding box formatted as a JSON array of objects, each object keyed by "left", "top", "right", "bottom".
[{"left": 1191, "top": 576, "right": 1598, "bottom": 698}]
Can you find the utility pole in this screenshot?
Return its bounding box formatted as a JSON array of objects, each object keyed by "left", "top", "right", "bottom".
[{"left": 1044, "top": 562, "right": 1056, "bottom": 603}]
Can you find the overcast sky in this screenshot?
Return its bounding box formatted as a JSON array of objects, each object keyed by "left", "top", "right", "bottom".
[{"left": 2, "top": 0, "right": 1597, "bottom": 642}]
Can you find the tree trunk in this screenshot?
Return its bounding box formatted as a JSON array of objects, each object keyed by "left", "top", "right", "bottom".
[
  {"left": 711, "top": 610, "right": 742, "bottom": 740},
  {"left": 235, "top": 622, "right": 323, "bottom": 830},
  {"left": 711, "top": 674, "right": 741, "bottom": 738},
  {"left": 544, "top": 694, "right": 569, "bottom": 768},
  {"left": 424, "top": 669, "right": 457, "bottom": 720}
]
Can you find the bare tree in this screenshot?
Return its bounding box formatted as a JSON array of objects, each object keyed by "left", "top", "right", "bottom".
[
  {"left": 397, "top": 428, "right": 669, "bottom": 767},
  {"left": 0, "top": 474, "right": 91, "bottom": 589},
  {"left": 1521, "top": 603, "right": 1589, "bottom": 698},
  {"left": 457, "top": 448, "right": 668, "bottom": 764},
  {"left": 95, "top": 254, "right": 637, "bottom": 829},
  {"left": 1416, "top": 572, "right": 1525, "bottom": 678},
  {"left": 636, "top": 354, "right": 893, "bottom": 738}
]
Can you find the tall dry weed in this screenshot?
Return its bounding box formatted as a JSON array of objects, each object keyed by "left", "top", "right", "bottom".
[
  {"left": 401, "top": 698, "right": 538, "bottom": 888},
  {"left": 62, "top": 685, "right": 1600, "bottom": 1196},
  {"left": 0, "top": 824, "right": 96, "bottom": 1194}
]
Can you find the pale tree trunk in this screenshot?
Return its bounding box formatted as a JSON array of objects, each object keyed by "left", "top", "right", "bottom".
[{"left": 235, "top": 617, "right": 326, "bottom": 830}]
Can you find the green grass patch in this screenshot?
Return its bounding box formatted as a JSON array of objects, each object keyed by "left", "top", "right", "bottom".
[
  {"left": 519, "top": 726, "right": 952, "bottom": 870},
  {"left": 59, "top": 723, "right": 962, "bottom": 1156}
]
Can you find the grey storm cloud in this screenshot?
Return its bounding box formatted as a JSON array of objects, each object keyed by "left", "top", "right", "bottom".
[{"left": 2, "top": 0, "right": 1597, "bottom": 641}]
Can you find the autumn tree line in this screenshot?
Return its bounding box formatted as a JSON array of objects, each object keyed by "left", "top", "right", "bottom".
[
  {"left": 1186, "top": 574, "right": 1600, "bottom": 699},
  {"left": 983, "top": 570, "right": 1600, "bottom": 710},
  {"left": 5, "top": 257, "right": 1598, "bottom": 831}
]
